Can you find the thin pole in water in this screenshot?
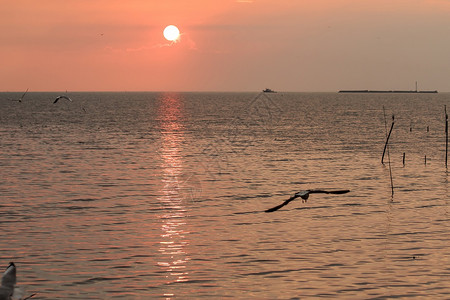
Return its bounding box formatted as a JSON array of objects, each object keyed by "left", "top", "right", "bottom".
[
  {"left": 382, "top": 107, "right": 395, "bottom": 197},
  {"left": 445, "top": 105, "right": 448, "bottom": 168},
  {"left": 382, "top": 106, "right": 388, "bottom": 164},
  {"left": 382, "top": 114, "right": 395, "bottom": 165}
]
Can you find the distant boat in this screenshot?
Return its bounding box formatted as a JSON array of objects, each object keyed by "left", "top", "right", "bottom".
[{"left": 263, "top": 88, "right": 276, "bottom": 93}]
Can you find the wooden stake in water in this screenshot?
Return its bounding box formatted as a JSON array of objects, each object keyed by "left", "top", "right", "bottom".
[
  {"left": 382, "top": 115, "right": 395, "bottom": 165},
  {"left": 387, "top": 126, "right": 395, "bottom": 197},
  {"left": 382, "top": 106, "right": 388, "bottom": 164},
  {"left": 382, "top": 107, "right": 395, "bottom": 197},
  {"left": 403, "top": 152, "right": 405, "bottom": 167},
  {"left": 445, "top": 105, "right": 448, "bottom": 167}
]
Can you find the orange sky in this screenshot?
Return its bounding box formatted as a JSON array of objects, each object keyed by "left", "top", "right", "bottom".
[{"left": 1, "top": 0, "right": 450, "bottom": 92}]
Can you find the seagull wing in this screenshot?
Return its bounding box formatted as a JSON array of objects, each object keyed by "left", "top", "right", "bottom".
[
  {"left": 265, "top": 194, "right": 300, "bottom": 213},
  {"left": 308, "top": 189, "right": 350, "bottom": 195},
  {"left": 265, "top": 189, "right": 350, "bottom": 213},
  {"left": 20, "top": 88, "right": 29, "bottom": 100},
  {"left": 53, "top": 95, "right": 72, "bottom": 103},
  {"left": 1, "top": 263, "right": 16, "bottom": 289}
]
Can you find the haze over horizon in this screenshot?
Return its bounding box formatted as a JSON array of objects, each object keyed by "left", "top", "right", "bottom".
[{"left": 1, "top": 0, "right": 450, "bottom": 92}]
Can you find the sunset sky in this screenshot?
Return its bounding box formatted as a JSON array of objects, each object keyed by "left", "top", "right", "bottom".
[{"left": 1, "top": 0, "right": 450, "bottom": 92}]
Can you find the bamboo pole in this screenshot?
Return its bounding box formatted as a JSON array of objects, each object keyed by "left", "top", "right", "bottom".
[
  {"left": 381, "top": 108, "right": 395, "bottom": 197},
  {"left": 382, "top": 115, "right": 395, "bottom": 164},
  {"left": 382, "top": 106, "right": 388, "bottom": 164},
  {"left": 445, "top": 105, "right": 448, "bottom": 168},
  {"left": 388, "top": 145, "right": 394, "bottom": 197}
]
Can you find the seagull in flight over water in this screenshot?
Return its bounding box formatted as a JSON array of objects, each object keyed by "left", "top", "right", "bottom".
[
  {"left": 265, "top": 189, "right": 350, "bottom": 212},
  {"left": 53, "top": 95, "right": 73, "bottom": 103},
  {"left": 10, "top": 88, "right": 28, "bottom": 102},
  {"left": 52, "top": 95, "right": 86, "bottom": 112}
]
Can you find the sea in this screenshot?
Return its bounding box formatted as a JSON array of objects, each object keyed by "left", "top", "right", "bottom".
[{"left": 0, "top": 92, "right": 449, "bottom": 299}]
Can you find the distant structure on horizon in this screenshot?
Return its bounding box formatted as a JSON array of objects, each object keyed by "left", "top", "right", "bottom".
[
  {"left": 339, "top": 81, "right": 438, "bottom": 94},
  {"left": 262, "top": 88, "right": 276, "bottom": 93}
]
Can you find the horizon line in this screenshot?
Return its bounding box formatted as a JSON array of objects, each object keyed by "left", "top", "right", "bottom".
[{"left": 1, "top": 89, "right": 447, "bottom": 93}]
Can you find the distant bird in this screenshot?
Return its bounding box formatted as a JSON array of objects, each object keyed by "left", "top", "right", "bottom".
[
  {"left": 53, "top": 95, "right": 72, "bottom": 103},
  {"left": 265, "top": 189, "right": 350, "bottom": 212},
  {"left": 10, "top": 89, "right": 28, "bottom": 102},
  {"left": 53, "top": 95, "right": 87, "bottom": 113}
]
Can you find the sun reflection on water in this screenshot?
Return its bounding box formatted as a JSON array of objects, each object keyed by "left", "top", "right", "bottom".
[{"left": 156, "top": 94, "right": 191, "bottom": 288}]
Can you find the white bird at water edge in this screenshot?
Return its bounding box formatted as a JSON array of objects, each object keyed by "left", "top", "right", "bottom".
[
  {"left": 0, "top": 262, "right": 16, "bottom": 300},
  {"left": 0, "top": 262, "right": 36, "bottom": 300},
  {"left": 265, "top": 189, "right": 350, "bottom": 212}
]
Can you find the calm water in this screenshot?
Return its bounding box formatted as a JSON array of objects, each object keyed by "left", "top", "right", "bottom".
[{"left": 0, "top": 92, "right": 449, "bottom": 299}]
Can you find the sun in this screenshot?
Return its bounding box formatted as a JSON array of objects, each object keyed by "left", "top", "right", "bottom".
[{"left": 163, "top": 25, "right": 180, "bottom": 42}]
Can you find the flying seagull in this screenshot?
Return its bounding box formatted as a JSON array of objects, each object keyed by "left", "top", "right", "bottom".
[
  {"left": 10, "top": 88, "right": 29, "bottom": 102},
  {"left": 53, "top": 95, "right": 73, "bottom": 103},
  {"left": 53, "top": 95, "right": 87, "bottom": 112},
  {"left": 265, "top": 189, "right": 350, "bottom": 212}
]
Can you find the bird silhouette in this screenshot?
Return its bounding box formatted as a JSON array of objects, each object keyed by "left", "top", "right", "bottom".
[
  {"left": 265, "top": 189, "right": 350, "bottom": 212},
  {"left": 53, "top": 95, "right": 87, "bottom": 112},
  {"left": 53, "top": 95, "right": 73, "bottom": 103},
  {"left": 10, "top": 89, "right": 28, "bottom": 102}
]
